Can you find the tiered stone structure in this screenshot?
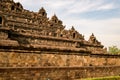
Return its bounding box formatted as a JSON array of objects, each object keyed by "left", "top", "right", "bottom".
[
  {"left": 0, "top": 0, "right": 120, "bottom": 79},
  {"left": 0, "top": 0, "right": 106, "bottom": 54},
  {"left": 0, "top": 0, "right": 119, "bottom": 68}
]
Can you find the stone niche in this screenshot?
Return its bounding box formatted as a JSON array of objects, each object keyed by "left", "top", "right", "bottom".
[
  {"left": 0, "top": 16, "right": 2, "bottom": 24},
  {"left": 0, "top": 32, "right": 8, "bottom": 40},
  {"left": 0, "top": 16, "right": 5, "bottom": 27}
]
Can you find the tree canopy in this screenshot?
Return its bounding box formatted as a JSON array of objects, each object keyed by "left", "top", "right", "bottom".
[{"left": 108, "top": 46, "right": 120, "bottom": 54}]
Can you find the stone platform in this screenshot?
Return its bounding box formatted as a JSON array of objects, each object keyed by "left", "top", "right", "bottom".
[{"left": 0, "top": 66, "right": 120, "bottom": 80}]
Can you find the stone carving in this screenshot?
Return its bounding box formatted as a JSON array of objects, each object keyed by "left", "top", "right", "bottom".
[
  {"left": 88, "top": 33, "right": 101, "bottom": 45},
  {"left": 38, "top": 7, "right": 47, "bottom": 17},
  {"left": 0, "top": 0, "right": 106, "bottom": 54}
]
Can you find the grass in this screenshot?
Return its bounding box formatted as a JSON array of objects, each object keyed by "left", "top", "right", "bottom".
[{"left": 75, "top": 76, "right": 120, "bottom": 80}]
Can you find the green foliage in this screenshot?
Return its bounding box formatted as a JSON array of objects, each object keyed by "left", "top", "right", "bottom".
[{"left": 108, "top": 46, "right": 120, "bottom": 54}]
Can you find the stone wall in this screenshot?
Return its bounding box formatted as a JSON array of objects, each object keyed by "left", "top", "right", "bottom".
[
  {"left": 0, "top": 66, "right": 120, "bottom": 80},
  {"left": 0, "top": 51, "right": 120, "bottom": 67},
  {"left": 0, "top": 48, "right": 120, "bottom": 79}
]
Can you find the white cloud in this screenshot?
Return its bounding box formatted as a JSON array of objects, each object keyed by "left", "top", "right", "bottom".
[
  {"left": 42, "top": 0, "right": 74, "bottom": 9},
  {"left": 14, "top": 0, "right": 117, "bottom": 17},
  {"left": 63, "top": 18, "right": 120, "bottom": 48},
  {"left": 98, "top": 34, "right": 120, "bottom": 49},
  {"left": 97, "top": 3, "right": 115, "bottom": 10},
  {"left": 14, "top": 0, "right": 117, "bottom": 12},
  {"left": 67, "top": 0, "right": 116, "bottom": 14},
  {"left": 14, "top": 0, "right": 74, "bottom": 11}
]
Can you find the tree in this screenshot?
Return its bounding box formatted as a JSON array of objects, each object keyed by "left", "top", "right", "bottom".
[{"left": 108, "top": 46, "right": 120, "bottom": 54}]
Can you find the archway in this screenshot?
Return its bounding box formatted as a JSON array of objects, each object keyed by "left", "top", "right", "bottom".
[
  {"left": 42, "top": 12, "right": 45, "bottom": 16},
  {"left": 11, "top": 5, "right": 15, "bottom": 10},
  {"left": 73, "top": 33, "right": 76, "bottom": 39},
  {"left": 0, "top": 17, "right": 2, "bottom": 24}
]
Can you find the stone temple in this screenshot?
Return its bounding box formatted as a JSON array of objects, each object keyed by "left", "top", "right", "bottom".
[
  {"left": 1, "top": 0, "right": 120, "bottom": 80},
  {"left": 0, "top": 0, "right": 106, "bottom": 54}
]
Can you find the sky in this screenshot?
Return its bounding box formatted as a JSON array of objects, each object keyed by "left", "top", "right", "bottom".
[{"left": 14, "top": 0, "right": 120, "bottom": 49}]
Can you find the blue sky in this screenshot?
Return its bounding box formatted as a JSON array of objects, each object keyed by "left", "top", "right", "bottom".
[{"left": 14, "top": 0, "right": 120, "bottom": 48}]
